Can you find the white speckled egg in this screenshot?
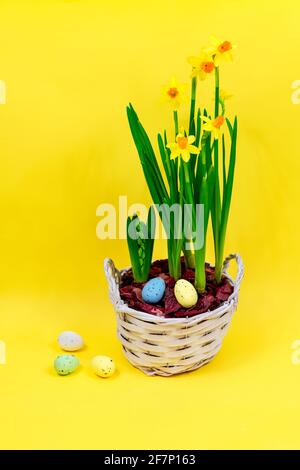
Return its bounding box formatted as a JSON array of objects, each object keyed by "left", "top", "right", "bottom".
[
  {"left": 91, "top": 355, "right": 116, "bottom": 378},
  {"left": 58, "top": 331, "right": 83, "bottom": 351},
  {"left": 174, "top": 279, "right": 198, "bottom": 308}
]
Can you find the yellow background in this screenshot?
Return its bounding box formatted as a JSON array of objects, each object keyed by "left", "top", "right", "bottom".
[{"left": 0, "top": 0, "right": 300, "bottom": 450}]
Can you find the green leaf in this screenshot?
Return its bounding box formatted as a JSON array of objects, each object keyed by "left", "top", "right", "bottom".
[
  {"left": 222, "top": 133, "right": 226, "bottom": 199},
  {"left": 158, "top": 133, "right": 173, "bottom": 195},
  {"left": 127, "top": 105, "right": 169, "bottom": 203},
  {"left": 220, "top": 116, "right": 237, "bottom": 244},
  {"left": 126, "top": 216, "right": 141, "bottom": 281},
  {"left": 226, "top": 117, "right": 233, "bottom": 137},
  {"left": 195, "top": 108, "right": 201, "bottom": 147}
]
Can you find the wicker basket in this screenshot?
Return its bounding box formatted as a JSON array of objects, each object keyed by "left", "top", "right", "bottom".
[{"left": 104, "top": 253, "right": 244, "bottom": 377}]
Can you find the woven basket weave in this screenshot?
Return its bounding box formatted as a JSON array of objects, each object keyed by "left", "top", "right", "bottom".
[{"left": 104, "top": 253, "right": 244, "bottom": 377}]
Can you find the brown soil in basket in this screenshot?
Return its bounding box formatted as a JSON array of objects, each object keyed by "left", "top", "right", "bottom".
[{"left": 119, "top": 257, "right": 233, "bottom": 318}]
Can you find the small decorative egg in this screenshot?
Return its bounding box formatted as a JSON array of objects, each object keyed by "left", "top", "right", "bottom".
[
  {"left": 142, "top": 277, "right": 165, "bottom": 304},
  {"left": 58, "top": 331, "right": 83, "bottom": 351},
  {"left": 174, "top": 279, "right": 198, "bottom": 308},
  {"left": 91, "top": 355, "right": 116, "bottom": 378},
  {"left": 54, "top": 354, "right": 80, "bottom": 375}
]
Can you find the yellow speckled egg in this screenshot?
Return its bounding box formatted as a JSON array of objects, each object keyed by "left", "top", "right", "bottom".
[
  {"left": 91, "top": 355, "right": 116, "bottom": 378},
  {"left": 174, "top": 279, "right": 198, "bottom": 308}
]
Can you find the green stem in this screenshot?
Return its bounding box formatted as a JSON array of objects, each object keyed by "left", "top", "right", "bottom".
[
  {"left": 172, "top": 110, "right": 179, "bottom": 186},
  {"left": 194, "top": 245, "right": 206, "bottom": 293},
  {"left": 214, "top": 67, "right": 220, "bottom": 118},
  {"left": 183, "top": 162, "right": 194, "bottom": 204},
  {"left": 173, "top": 110, "right": 179, "bottom": 136},
  {"left": 189, "top": 77, "right": 197, "bottom": 135},
  {"left": 182, "top": 162, "right": 196, "bottom": 269},
  {"left": 213, "top": 66, "right": 222, "bottom": 283},
  {"left": 168, "top": 240, "right": 181, "bottom": 280},
  {"left": 215, "top": 234, "right": 225, "bottom": 283},
  {"left": 184, "top": 250, "right": 195, "bottom": 268},
  {"left": 220, "top": 99, "right": 225, "bottom": 116},
  {"left": 172, "top": 255, "right": 182, "bottom": 280},
  {"left": 167, "top": 241, "right": 173, "bottom": 276}
]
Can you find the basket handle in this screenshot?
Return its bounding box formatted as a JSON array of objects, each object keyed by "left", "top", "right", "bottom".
[
  {"left": 222, "top": 253, "right": 244, "bottom": 292},
  {"left": 104, "top": 258, "right": 122, "bottom": 306}
]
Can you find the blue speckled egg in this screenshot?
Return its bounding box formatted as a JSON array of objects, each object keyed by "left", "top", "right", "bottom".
[
  {"left": 142, "top": 277, "right": 165, "bottom": 304},
  {"left": 54, "top": 354, "right": 80, "bottom": 376}
]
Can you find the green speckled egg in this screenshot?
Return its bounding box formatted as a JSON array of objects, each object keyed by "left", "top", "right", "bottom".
[
  {"left": 174, "top": 279, "right": 198, "bottom": 308},
  {"left": 54, "top": 354, "right": 80, "bottom": 375}
]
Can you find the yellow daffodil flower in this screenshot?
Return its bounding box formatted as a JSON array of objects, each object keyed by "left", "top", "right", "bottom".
[
  {"left": 212, "top": 89, "right": 233, "bottom": 105},
  {"left": 220, "top": 89, "right": 233, "bottom": 101},
  {"left": 166, "top": 130, "right": 200, "bottom": 163},
  {"left": 202, "top": 115, "right": 225, "bottom": 142},
  {"left": 187, "top": 52, "right": 215, "bottom": 80},
  {"left": 162, "top": 77, "right": 187, "bottom": 110},
  {"left": 219, "top": 90, "right": 233, "bottom": 114},
  {"left": 204, "top": 36, "right": 236, "bottom": 66}
]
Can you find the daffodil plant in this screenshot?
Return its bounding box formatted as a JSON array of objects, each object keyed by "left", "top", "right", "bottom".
[{"left": 127, "top": 36, "right": 237, "bottom": 291}]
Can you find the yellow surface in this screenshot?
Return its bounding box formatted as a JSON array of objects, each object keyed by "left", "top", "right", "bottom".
[{"left": 0, "top": 0, "right": 300, "bottom": 450}]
